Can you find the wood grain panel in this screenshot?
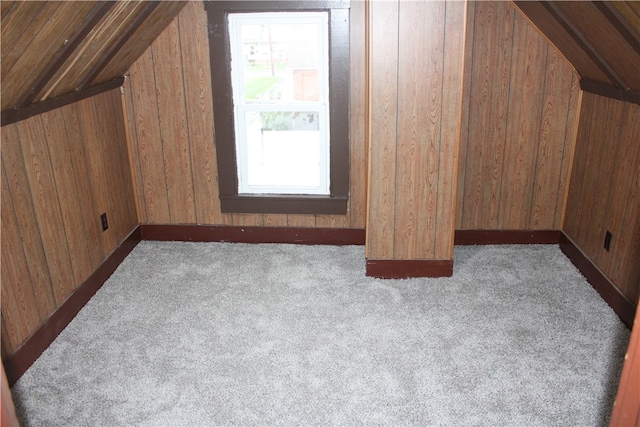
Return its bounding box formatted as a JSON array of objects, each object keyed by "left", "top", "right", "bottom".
[
  {"left": 563, "top": 92, "right": 640, "bottom": 303},
  {"left": 286, "top": 214, "right": 316, "bottom": 228},
  {"left": 176, "top": 0, "right": 222, "bottom": 225},
  {"left": 1, "top": 1, "right": 61, "bottom": 83},
  {"left": 95, "top": 2, "right": 188, "bottom": 85},
  {"left": 1, "top": 126, "right": 56, "bottom": 319},
  {"left": 127, "top": 49, "right": 171, "bottom": 224},
  {"left": 394, "top": 0, "right": 443, "bottom": 259},
  {"left": 366, "top": 0, "right": 464, "bottom": 262},
  {"left": 38, "top": 2, "right": 146, "bottom": 102},
  {"left": 583, "top": 98, "right": 624, "bottom": 259},
  {"left": 528, "top": 50, "right": 574, "bottom": 228},
  {"left": 455, "top": 0, "right": 476, "bottom": 232},
  {"left": 122, "top": 76, "right": 148, "bottom": 222},
  {"left": 458, "top": 1, "right": 515, "bottom": 230},
  {"left": 511, "top": 1, "right": 610, "bottom": 85},
  {"left": 125, "top": 1, "right": 366, "bottom": 229},
  {"left": 1, "top": 88, "right": 138, "bottom": 356},
  {"left": 1, "top": 2, "right": 96, "bottom": 110},
  {"left": 94, "top": 90, "right": 138, "bottom": 242},
  {"left": 366, "top": 0, "right": 399, "bottom": 259},
  {"left": 1, "top": 170, "right": 43, "bottom": 349},
  {"left": 612, "top": 2, "right": 640, "bottom": 32},
  {"left": 60, "top": 98, "right": 105, "bottom": 269},
  {"left": 348, "top": 0, "right": 367, "bottom": 229},
  {"left": 457, "top": 1, "right": 579, "bottom": 231},
  {"left": 151, "top": 19, "right": 196, "bottom": 223},
  {"left": 72, "top": 97, "right": 116, "bottom": 252},
  {"left": 499, "top": 20, "right": 547, "bottom": 229},
  {"left": 554, "top": 1, "right": 640, "bottom": 90},
  {"left": 435, "top": 0, "right": 466, "bottom": 258},
  {"left": 555, "top": 75, "right": 581, "bottom": 228},
  {"left": 39, "top": 108, "right": 95, "bottom": 285},
  {"left": 16, "top": 116, "right": 76, "bottom": 304}
]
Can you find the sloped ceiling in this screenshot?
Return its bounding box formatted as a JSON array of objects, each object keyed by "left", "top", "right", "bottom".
[
  {"left": 512, "top": 1, "right": 640, "bottom": 104},
  {"left": 1, "top": 1, "right": 187, "bottom": 114}
]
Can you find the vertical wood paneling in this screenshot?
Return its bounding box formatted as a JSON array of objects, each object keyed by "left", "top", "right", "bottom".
[
  {"left": 73, "top": 97, "right": 116, "bottom": 252},
  {"left": 122, "top": 76, "right": 148, "bottom": 222},
  {"left": 96, "top": 90, "right": 138, "bottom": 242},
  {"left": 1, "top": 170, "right": 42, "bottom": 349},
  {"left": 458, "top": 2, "right": 515, "bottom": 230},
  {"left": 436, "top": 0, "right": 466, "bottom": 258},
  {"left": 40, "top": 108, "right": 94, "bottom": 285},
  {"left": 16, "top": 115, "right": 76, "bottom": 305},
  {"left": 455, "top": 0, "right": 475, "bottom": 232},
  {"left": 367, "top": 0, "right": 465, "bottom": 261},
  {"left": 366, "top": 0, "right": 399, "bottom": 259},
  {"left": 60, "top": 103, "right": 104, "bottom": 269},
  {"left": 348, "top": 0, "right": 367, "bottom": 229},
  {"left": 554, "top": 74, "right": 581, "bottom": 228},
  {"left": 563, "top": 92, "right": 640, "bottom": 303},
  {"left": 1, "top": 126, "right": 56, "bottom": 319},
  {"left": 394, "top": 1, "right": 441, "bottom": 259},
  {"left": 151, "top": 19, "right": 196, "bottom": 224},
  {"left": 529, "top": 49, "right": 573, "bottom": 229},
  {"left": 128, "top": 49, "right": 171, "bottom": 224},
  {"left": 1, "top": 88, "right": 137, "bottom": 356},
  {"left": 38, "top": 2, "right": 146, "bottom": 102},
  {"left": 0, "top": 2, "right": 67, "bottom": 110},
  {"left": 499, "top": 21, "right": 548, "bottom": 229},
  {"left": 126, "top": 0, "right": 366, "bottom": 229},
  {"left": 176, "top": 0, "right": 222, "bottom": 225},
  {"left": 456, "top": 1, "right": 579, "bottom": 231}
]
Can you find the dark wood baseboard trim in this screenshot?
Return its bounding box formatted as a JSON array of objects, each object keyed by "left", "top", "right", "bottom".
[
  {"left": 559, "top": 232, "right": 636, "bottom": 328},
  {"left": 455, "top": 229, "right": 561, "bottom": 245},
  {"left": 140, "top": 224, "right": 366, "bottom": 246},
  {"left": 3, "top": 227, "right": 142, "bottom": 386},
  {"left": 366, "top": 259, "right": 453, "bottom": 279}
]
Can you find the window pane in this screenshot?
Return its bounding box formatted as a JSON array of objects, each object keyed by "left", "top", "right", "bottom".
[
  {"left": 240, "top": 111, "right": 328, "bottom": 194},
  {"left": 230, "top": 12, "right": 330, "bottom": 196},
  {"left": 239, "top": 20, "right": 323, "bottom": 103}
]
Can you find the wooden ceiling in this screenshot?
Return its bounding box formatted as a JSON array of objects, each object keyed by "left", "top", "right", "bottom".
[
  {"left": 1, "top": 1, "right": 186, "bottom": 115},
  {"left": 512, "top": 1, "right": 640, "bottom": 104},
  {"left": 2, "top": 0, "right": 640, "bottom": 118}
]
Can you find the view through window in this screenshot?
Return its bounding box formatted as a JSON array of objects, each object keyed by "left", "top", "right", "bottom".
[{"left": 229, "top": 12, "right": 330, "bottom": 195}]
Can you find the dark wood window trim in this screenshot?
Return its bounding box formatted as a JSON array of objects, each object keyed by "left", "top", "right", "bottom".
[{"left": 205, "top": 1, "right": 350, "bottom": 215}]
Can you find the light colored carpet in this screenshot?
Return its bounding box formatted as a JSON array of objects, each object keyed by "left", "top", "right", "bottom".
[{"left": 11, "top": 242, "right": 630, "bottom": 426}]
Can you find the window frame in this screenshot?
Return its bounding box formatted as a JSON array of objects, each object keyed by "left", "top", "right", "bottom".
[{"left": 206, "top": 0, "right": 350, "bottom": 215}]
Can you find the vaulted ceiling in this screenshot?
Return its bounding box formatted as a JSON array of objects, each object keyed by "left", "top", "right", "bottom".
[
  {"left": 2, "top": 0, "right": 640, "bottom": 120},
  {"left": 512, "top": 1, "right": 640, "bottom": 104},
  {"left": 1, "top": 1, "right": 186, "bottom": 114}
]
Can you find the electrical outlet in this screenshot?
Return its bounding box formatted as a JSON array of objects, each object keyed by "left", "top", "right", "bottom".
[
  {"left": 101, "top": 213, "right": 108, "bottom": 231},
  {"left": 604, "top": 230, "right": 612, "bottom": 252}
]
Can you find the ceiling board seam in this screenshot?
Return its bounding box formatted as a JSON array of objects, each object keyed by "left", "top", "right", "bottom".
[
  {"left": 541, "top": 0, "right": 629, "bottom": 91},
  {"left": 16, "top": 1, "right": 117, "bottom": 109},
  {"left": 594, "top": 1, "right": 640, "bottom": 57},
  {"left": 78, "top": 1, "right": 161, "bottom": 92}
]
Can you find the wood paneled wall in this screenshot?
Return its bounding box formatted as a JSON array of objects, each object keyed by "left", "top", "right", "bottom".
[
  {"left": 366, "top": 0, "right": 466, "bottom": 261},
  {"left": 456, "top": 1, "right": 580, "bottom": 231},
  {"left": 124, "top": 0, "right": 367, "bottom": 229},
  {"left": 563, "top": 92, "right": 640, "bottom": 304},
  {"left": 1, "top": 89, "right": 137, "bottom": 356}
]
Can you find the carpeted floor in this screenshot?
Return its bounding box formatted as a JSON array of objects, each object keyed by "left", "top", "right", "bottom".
[{"left": 11, "top": 242, "right": 630, "bottom": 426}]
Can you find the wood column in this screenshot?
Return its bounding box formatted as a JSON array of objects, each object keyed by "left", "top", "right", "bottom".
[{"left": 365, "top": 0, "right": 466, "bottom": 277}]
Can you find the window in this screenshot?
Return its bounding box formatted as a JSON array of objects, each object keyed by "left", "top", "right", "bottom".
[
  {"left": 229, "top": 12, "right": 330, "bottom": 195},
  {"left": 206, "top": 1, "right": 350, "bottom": 214}
]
